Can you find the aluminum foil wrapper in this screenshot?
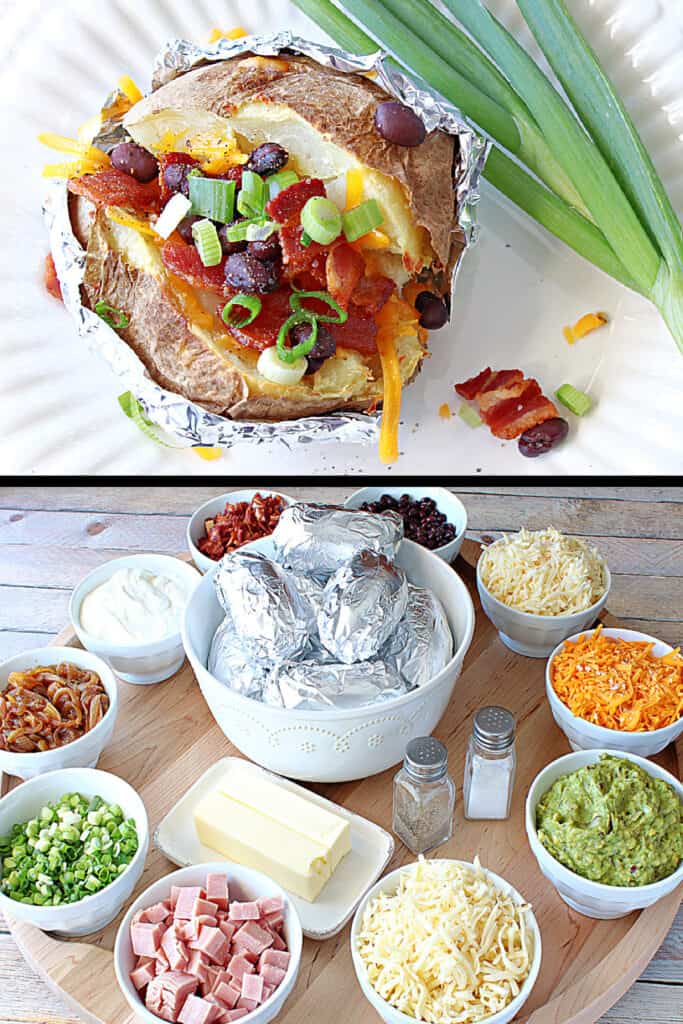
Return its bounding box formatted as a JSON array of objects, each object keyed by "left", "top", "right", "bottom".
[
  {"left": 212, "top": 550, "right": 309, "bottom": 662},
  {"left": 272, "top": 504, "right": 403, "bottom": 576},
  {"left": 42, "top": 30, "right": 488, "bottom": 451},
  {"left": 263, "top": 659, "right": 410, "bottom": 711},
  {"left": 289, "top": 572, "right": 327, "bottom": 633},
  {"left": 208, "top": 613, "right": 272, "bottom": 698},
  {"left": 382, "top": 584, "right": 453, "bottom": 688},
  {"left": 318, "top": 551, "right": 409, "bottom": 664}
]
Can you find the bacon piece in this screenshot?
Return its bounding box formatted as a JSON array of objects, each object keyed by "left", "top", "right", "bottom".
[
  {"left": 326, "top": 242, "right": 364, "bottom": 309},
  {"left": 330, "top": 313, "right": 378, "bottom": 354},
  {"left": 478, "top": 369, "right": 524, "bottom": 395},
  {"left": 44, "top": 253, "right": 62, "bottom": 301},
  {"left": 454, "top": 367, "right": 493, "bottom": 401},
  {"left": 219, "top": 286, "right": 294, "bottom": 351},
  {"left": 162, "top": 241, "right": 228, "bottom": 295},
  {"left": 487, "top": 390, "right": 559, "bottom": 440},
  {"left": 278, "top": 222, "right": 329, "bottom": 276},
  {"left": 266, "top": 178, "right": 325, "bottom": 225},
  {"left": 454, "top": 366, "right": 558, "bottom": 440},
  {"left": 350, "top": 275, "right": 395, "bottom": 316},
  {"left": 478, "top": 378, "right": 540, "bottom": 420},
  {"left": 68, "top": 169, "right": 162, "bottom": 214}
]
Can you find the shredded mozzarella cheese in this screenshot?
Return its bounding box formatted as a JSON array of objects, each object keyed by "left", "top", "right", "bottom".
[
  {"left": 479, "top": 527, "right": 607, "bottom": 616},
  {"left": 356, "top": 858, "right": 534, "bottom": 1024}
]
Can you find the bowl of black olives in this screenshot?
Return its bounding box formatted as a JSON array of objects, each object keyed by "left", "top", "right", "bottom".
[{"left": 344, "top": 488, "right": 467, "bottom": 563}]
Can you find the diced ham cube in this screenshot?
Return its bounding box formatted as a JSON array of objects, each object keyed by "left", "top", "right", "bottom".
[
  {"left": 262, "top": 985, "right": 274, "bottom": 1002},
  {"left": 204, "top": 995, "right": 232, "bottom": 1024},
  {"left": 196, "top": 915, "right": 218, "bottom": 928},
  {"left": 228, "top": 901, "right": 260, "bottom": 922},
  {"left": 231, "top": 941, "right": 258, "bottom": 964},
  {"left": 131, "top": 961, "right": 157, "bottom": 991},
  {"left": 178, "top": 993, "right": 219, "bottom": 1024},
  {"left": 241, "top": 974, "right": 264, "bottom": 1004},
  {"left": 206, "top": 874, "right": 229, "bottom": 910},
  {"left": 260, "top": 949, "right": 290, "bottom": 972},
  {"left": 226, "top": 1011, "right": 249, "bottom": 1022},
  {"left": 146, "top": 971, "right": 197, "bottom": 1023},
  {"left": 232, "top": 921, "right": 273, "bottom": 957},
  {"left": 267, "top": 928, "right": 286, "bottom": 951},
  {"left": 132, "top": 909, "right": 146, "bottom": 928},
  {"left": 227, "top": 956, "right": 254, "bottom": 983},
  {"left": 176, "top": 919, "right": 199, "bottom": 943},
  {"left": 186, "top": 950, "right": 210, "bottom": 977},
  {"left": 201, "top": 966, "right": 220, "bottom": 997},
  {"left": 213, "top": 979, "right": 240, "bottom": 1009},
  {"left": 137, "top": 955, "right": 156, "bottom": 969},
  {"left": 193, "top": 898, "right": 219, "bottom": 918},
  {"left": 260, "top": 964, "right": 286, "bottom": 988},
  {"left": 257, "top": 896, "right": 283, "bottom": 917},
  {"left": 143, "top": 902, "right": 171, "bottom": 925},
  {"left": 175, "top": 887, "right": 204, "bottom": 920},
  {"left": 236, "top": 997, "right": 257, "bottom": 1012},
  {"left": 156, "top": 946, "right": 171, "bottom": 970},
  {"left": 131, "top": 922, "right": 166, "bottom": 958},
  {"left": 262, "top": 910, "right": 284, "bottom": 931},
  {"left": 194, "top": 925, "right": 231, "bottom": 965},
  {"left": 218, "top": 920, "right": 235, "bottom": 943},
  {"left": 170, "top": 886, "right": 182, "bottom": 910},
  {"left": 161, "top": 927, "right": 190, "bottom": 972}
]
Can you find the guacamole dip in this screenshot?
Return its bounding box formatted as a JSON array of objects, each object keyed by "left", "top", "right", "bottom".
[{"left": 536, "top": 754, "right": 683, "bottom": 886}]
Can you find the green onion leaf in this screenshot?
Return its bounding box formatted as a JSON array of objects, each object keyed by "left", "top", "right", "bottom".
[
  {"left": 300, "top": 196, "right": 343, "bottom": 245},
  {"left": 237, "top": 170, "right": 266, "bottom": 219},
  {"left": 245, "top": 220, "right": 278, "bottom": 242},
  {"left": 458, "top": 402, "right": 482, "bottom": 428},
  {"left": 342, "top": 199, "right": 383, "bottom": 242},
  {"left": 224, "top": 220, "right": 254, "bottom": 243},
  {"left": 117, "top": 392, "right": 185, "bottom": 449},
  {"left": 555, "top": 383, "right": 592, "bottom": 417},
  {"left": 277, "top": 311, "right": 319, "bottom": 363},
  {"left": 222, "top": 294, "right": 263, "bottom": 329},
  {"left": 268, "top": 170, "right": 300, "bottom": 199},
  {"left": 189, "top": 176, "right": 236, "bottom": 224},
  {"left": 300, "top": 230, "right": 313, "bottom": 248},
  {"left": 94, "top": 301, "right": 129, "bottom": 330},
  {"left": 192, "top": 219, "right": 223, "bottom": 267},
  {"left": 290, "top": 290, "right": 348, "bottom": 324}
]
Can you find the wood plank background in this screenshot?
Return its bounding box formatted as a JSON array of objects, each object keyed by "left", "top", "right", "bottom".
[{"left": 0, "top": 485, "right": 680, "bottom": 1024}]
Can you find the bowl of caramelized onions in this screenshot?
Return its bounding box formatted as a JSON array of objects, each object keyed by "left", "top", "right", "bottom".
[{"left": 0, "top": 646, "right": 118, "bottom": 780}]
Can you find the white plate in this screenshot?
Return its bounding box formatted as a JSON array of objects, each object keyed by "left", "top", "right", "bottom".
[
  {"left": 1, "top": 0, "right": 683, "bottom": 474},
  {"left": 153, "top": 756, "right": 395, "bottom": 940}
]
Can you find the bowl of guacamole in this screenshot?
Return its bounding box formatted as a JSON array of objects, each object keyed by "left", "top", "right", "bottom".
[{"left": 526, "top": 750, "right": 683, "bottom": 919}]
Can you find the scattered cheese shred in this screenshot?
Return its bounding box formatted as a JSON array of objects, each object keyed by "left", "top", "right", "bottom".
[
  {"left": 351, "top": 229, "right": 391, "bottom": 251},
  {"left": 208, "top": 27, "right": 248, "bottom": 42},
  {"left": 563, "top": 311, "right": 608, "bottom": 344},
  {"left": 551, "top": 625, "right": 683, "bottom": 732},
  {"left": 439, "top": 403, "right": 452, "bottom": 419},
  {"left": 357, "top": 858, "right": 534, "bottom": 1024},
  {"left": 105, "top": 207, "right": 158, "bottom": 237},
  {"left": 117, "top": 75, "right": 143, "bottom": 104},
  {"left": 479, "top": 527, "right": 607, "bottom": 616},
  {"left": 345, "top": 168, "right": 365, "bottom": 210},
  {"left": 194, "top": 447, "right": 223, "bottom": 461}
]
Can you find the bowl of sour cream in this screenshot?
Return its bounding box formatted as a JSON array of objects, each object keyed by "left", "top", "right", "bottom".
[{"left": 70, "top": 555, "right": 201, "bottom": 684}]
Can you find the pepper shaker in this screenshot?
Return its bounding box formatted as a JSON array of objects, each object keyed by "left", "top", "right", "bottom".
[
  {"left": 463, "top": 707, "right": 516, "bottom": 820},
  {"left": 392, "top": 736, "right": 455, "bottom": 854}
]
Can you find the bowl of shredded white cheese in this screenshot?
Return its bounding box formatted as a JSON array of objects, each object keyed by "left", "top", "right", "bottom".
[
  {"left": 351, "top": 857, "right": 541, "bottom": 1024},
  {"left": 476, "top": 528, "right": 610, "bottom": 658}
]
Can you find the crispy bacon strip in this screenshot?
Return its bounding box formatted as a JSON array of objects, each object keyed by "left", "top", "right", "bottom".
[
  {"left": 326, "top": 242, "right": 365, "bottom": 309},
  {"left": 68, "top": 169, "right": 162, "bottom": 214},
  {"left": 455, "top": 367, "right": 558, "bottom": 440}
]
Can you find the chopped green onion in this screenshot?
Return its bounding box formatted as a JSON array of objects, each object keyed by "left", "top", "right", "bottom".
[
  {"left": 277, "top": 311, "right": 319, "bottom": 363},
  {"left": 117, "top": 392, "right": 185, "bottom": 449},
  {"left": 94, "top": 301, "right": 129, "bottom": 330},
  {"left": 458, "top": 402, "right": 482, "bottom": 429},
  {"left": 222, "top": 294, "right": 263, "bottom": 328},
  {"left": 237, "top": 170, "right": 266, "bottom": 218},
  {"left": 245, "top": 220, "right": 278, "bottom": 242},
  {"left": 268, "top": 170, "right": 299, "bottom": 199},
  {"left": 290, "top": 290, "right": 348, "bottom": 325},
  {"left": 342, "top": 199, "right": 383, "bottom": 242},
  {"left": 555, "top": 383, "right": 592, "bottom": 417},
  {"left": 300, "top": 196, "right": 343, "bottom": 245},
  {"left": 189, "top": 176, "right": 236, "bottom": 224},
  {"left": 224, "top": 220, "right": 254, "bottom": 243},
  {"left": 300, "top": 230, "right": 313, "bottom": 248},
  {"left": 192, "top": 219, "right": 223, "bottom": 267}
]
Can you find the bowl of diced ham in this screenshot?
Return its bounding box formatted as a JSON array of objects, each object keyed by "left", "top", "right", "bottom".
[{"left": 114, "top": 863, "right": 302, "bottom": 1024}]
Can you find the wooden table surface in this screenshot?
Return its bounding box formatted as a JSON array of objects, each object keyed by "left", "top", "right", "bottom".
[{"left": 0, "top": 485, "right": 681, "bottom": 1024}]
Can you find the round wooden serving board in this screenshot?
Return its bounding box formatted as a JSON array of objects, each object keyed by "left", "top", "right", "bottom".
[{"left": 3, "top": 539, "right": 682, "bottom": 1024}]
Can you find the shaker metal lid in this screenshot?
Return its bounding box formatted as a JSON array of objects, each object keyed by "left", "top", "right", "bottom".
[
  {"left": 404, "top": 736, "right": 448, "bottom": 779},
  {"left": 473, "top": 706, "right": 515, "bottom": 750}
]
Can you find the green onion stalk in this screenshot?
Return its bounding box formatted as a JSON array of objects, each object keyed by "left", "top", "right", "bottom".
[{"left": 293, "top": 0, "right": 683, "bottom": 353}]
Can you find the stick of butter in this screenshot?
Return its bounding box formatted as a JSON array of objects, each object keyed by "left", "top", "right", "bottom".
[{"left": 193, "top": 766, "right": 352, "bottom": 902}]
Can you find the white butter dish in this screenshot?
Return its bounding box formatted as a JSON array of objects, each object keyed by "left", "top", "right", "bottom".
[{"left": 153, "top": 756, "right": 394, "bottom": 940}]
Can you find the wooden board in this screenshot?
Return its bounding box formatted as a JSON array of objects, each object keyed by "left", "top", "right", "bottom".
[{"left": 3, "top": 539, "right": 682, "bottom": 1024}]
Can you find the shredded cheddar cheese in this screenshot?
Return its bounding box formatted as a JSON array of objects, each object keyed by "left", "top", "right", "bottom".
[
  {"left": 194, "top": 447, "right": 223, "bottom": 461},
  {"left": 345, "top": 168, "right": 365, "bottom": 210},
  {"left": 106, "top": 207, "right": 158, "bottom": 237},
  {"left": 351, "top": 229, "right": 391, "bottom": 251},
  {"left": 439, "top": 403, "right": 452, "bottom": 419},
  {"left": 117, "top": 75, "right": 143, "bottom": 104},
  {"left": 563, "top": 311, "right": 609, "bottom": 344},
  {"left": 374, "top": 297, "right": 419, "bottom": 464},
  {"left": 357, "top": 858, "right": 534, "bottom": 1024},
  {"left": 208, "top": 27, "right": 248, "bottom": 42},
  {"left": 479, "top": 527, "right": 607, "bottom": 616},
  {"left": 39, "top": 132, "right": 111, "bottom": 178},
  {"left": 551, "top": 625, "right": 683, "bottom": 732}
]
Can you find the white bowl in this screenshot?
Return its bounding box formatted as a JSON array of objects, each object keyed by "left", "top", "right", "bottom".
[
  {"left": 114, "top": 861, "right": 302, "bottom": 1024},
  {"left": 0, "top": 767, "right": 148, "bottom": 936},
  {"left": 351, "top": 860, "right": 542, "bottom": 1024},
  {"left": 526, "top": 749, "right": 683, "bottom": 919},
  {"left": 70, "top": 555, "right": 201, "bottom": 684},
  {"left": 546, "top": 628, "right": 683, "bottom": 755},
  {"left": 476, "top": 552, "right": 610, "bottom": 659},
  {"left": 183, "top": 537, "right": 475, "bottom": 783},
  {"left": 344, "top": 487, "right": 467, "bottom": 563},
  {"left": 0, "top": 646, "right": 118, "bottom": 780},
  {"left": 187, "top": 490, "right": 295, "bottom": 574}
]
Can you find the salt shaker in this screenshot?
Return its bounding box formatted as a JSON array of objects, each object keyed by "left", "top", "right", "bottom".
[
  {"left": 463, "top": 707, "right": 516, "bottom": 820},
  {"left": 392, "top": 736, "right": 455, "bottom": 854}
]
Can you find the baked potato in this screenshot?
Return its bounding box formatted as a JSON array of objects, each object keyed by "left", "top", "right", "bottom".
[{"left": 61, "top": 52, "right": 463, "bottom": 451}]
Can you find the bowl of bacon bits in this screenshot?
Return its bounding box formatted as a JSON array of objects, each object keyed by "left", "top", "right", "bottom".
[
  {"left": 0, "top": 646, "right": 118, "bottom": 780},
  {"left": 188, "top": 491, "right": 294, "bottom": 574},
  {"left": 114, "top": 862, "right": 302, "bottom": 1024},
  {"left": 546, "top": 626, "right": 683, "bottom": 756}
]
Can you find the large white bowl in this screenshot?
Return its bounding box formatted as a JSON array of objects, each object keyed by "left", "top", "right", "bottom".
[
  {"left": 351, "top": 860, "right": 542, "bottom": 1024},
  {"left": 476, "top": 550, "right": 610, "bottom": 659},
  {"left": 546, "top": 628, "right": 683, "bottom": 755},
  {"left": 0, "top": 767, "right": 149, "bottom": 936},
  {"left": 70, "top": 555, "right": 201, "bottom": 684},
  {"left": 114, "top": 861, "right": 302, "bottom": 1024},
  {"left": 344, "top": 487, "right": 467, "bottom": 563},
  {"left": 0, "top": 646, "right": 118, "bottom": 780},
  {"left": 526, "top": 749, "right": 683, "bottom": 919},
  {"left": 182, "top": 537, "right": 475, "bottom": 783},
  {"left": 187, "top": 490, "right": 295, "bottom": 574}
]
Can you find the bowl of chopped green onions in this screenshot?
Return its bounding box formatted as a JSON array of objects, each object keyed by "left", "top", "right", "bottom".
[{"left": 0, "top": 767, "right": 148, "bottom": 936}]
